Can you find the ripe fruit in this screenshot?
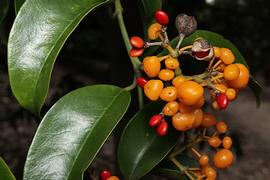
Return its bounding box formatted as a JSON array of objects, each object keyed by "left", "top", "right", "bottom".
[
  {"left": 199, "top": 155, "right": 209, "bottom": 166},
  {"left": 216, "top": 121, "right": 228, "bottom": 134},
  {"left": 226, "top": 88, "right": 237, "bottom": 101},
  {"left": 149, "top": 114, "right": 163, "bottom": 127},
  {"left": 156, "top": 120, "right": 168, "bottom": 136},
  {"left": 136, "top": 77, "right": 147, "bottom": 88},
  {"left": 194, "top": 97, "right": 205, "bottom": 108},
  {"left": 208, "top": 136, "right": 222, "bottom": 148},
  {"left": 223, "top": 136, "right": 233, "bottom": 149},
  {"left": 172, "top": 76, "right": 186, "bottom": 87},
  {"left": 165, "top": 57, "right": 180, "bottom": 69},
  {"left": 160, "top": 86, "right": 177, "bottom": 101},
  {"left": 213, "top": 47, "right": 221, "bottom": 58},
  {"left": 148, "top": 23, "right": 162, "bottom": 40},
  {"left": 224, "top": 64, "right": 240, "bottom": 81},
  {"left": 163, "top": 101, "right": 179, "bottom": 116},
  {"left": 107, "top": 176, "right": 119, "bottom": 180},
  {"left": 144, "top": 80, "right": 164, "bottom": 101},
  {"left": 130, "top": 36, "right": 144, "bottom": 49},
  {"left": 100, "top": 170, "right": 112, "bottom": 180},
  {"left": 158, "top": 69, "right": 175, "bottom": 81},
  {"left": 220, "top": 48, "right": 235, "bottom": 64},
  {"left": 213, "top": 149, "right": 234, "bottom": 169},
  {"left": 155, "top": 10, "right": 169, "bottom": 26},
  {"left": 172, "top": 112, "right": 195, "bottom": 131},
  {"left": 227, "top": 63, "right": 249, "bottom": 89},
  {"left": 192, "top": 108, "right": 203, "bottom": 128},
  {"left": 202, "top": 166, "right": 217, "bottom": 179},
  {"left": 130, "top": 48, "right": 144, "bottom": 57},
  {"left": 216, "top": 93, "right": 229, "bottom": 109},
  {"left": 177, "top": 81, "right": 204, "bottom": 106},
  {"left": 178, "top": 103, "right": 194, "bottom": 113},
  {"left": 215, "top": 83, "right": 227, "bottom": 94},
  {"left": 143, "top": 56, "right": 161, "bottom": 77},
  {"left": 201, "top": 113, "right": 217, "bottom": 127}
]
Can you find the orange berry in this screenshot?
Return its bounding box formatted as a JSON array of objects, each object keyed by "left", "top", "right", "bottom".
[
  {"left": 172, "top": 112, "right": 195, "bottom": 131},
  {"left": 178, "top": 103, "right": 194, "bottom": 113},
  {"left": 213, "top": 149, "right": 234, "bottom": 169},
  {"left": 194, "top": 97, "right": 205, "bottom": 108},
  {"left": 226, "top": 88, "right": 237, "bottom": 101},
  {"left": 165, "top": 57, "right": 180, "bottom": 69},
  {"left": 215, "top": 83, "right": 227, "bottom": 94},
  {"left": 143, "top": 56, "right": 161, "bottom": 77},
  {"left": 162, "top": 101, "right": 179, "bottom": 116},
  {"left": 227, "top": 63, "right": 249, "bottom": 89},
  {"left": 208, "top": 136, "right": 222, "bottom": 148},
  {"left": 177, "top": 81, "right": 204, "bottom": 106},
  {"left": 160, "top": 86, "right": 177, "bottom": 101},
  {"left": 172, "top": 76, "right": 186, "bottom": 87},
  {"left": 202, "top": 166, "right": 217, "bottom": 179},
  {"left": 199, "top": 155, "right": 209, "bottom": 166},
  {"left": 213, "top": 47, "right": 221, "bottom": 58},
  {"left": 144, "top": 80, "right": 164, "bottom": 101},
  {"left": 158, "top": 69, "right": 175, "bottom": 81},
  {"left": 216, "top": 121, "right": 228, "bottom": 134},
  {"left": 192, "top": 108, "right": 203, "bottom": 128},
  {"left": 107, "top": 176, "right": 120, "bottom": 180},
  {"left": 224, "top": 64, "right": 240, "bottom": 81},
  {"left": 148, "top": 23, "right": 162, "bottom": 40},
  {"left": 220, "top": 48, "right": 235, "bottom": 65},
  {"left": 223, "top": 136, "right": 233, "bottom": 149},
  {"left": 201, "top": 113, "right": 217, "bottom": 128}
]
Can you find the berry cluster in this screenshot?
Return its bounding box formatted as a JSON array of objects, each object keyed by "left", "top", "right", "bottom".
[
  {"left": 129, "top": 10, "right": 250, "bottom": 179},
  {"left": 100, "top": 170, "right": 119, "bottom": 180}
]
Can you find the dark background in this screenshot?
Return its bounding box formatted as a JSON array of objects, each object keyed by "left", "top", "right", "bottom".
[{"left": 0, "top": 0, "right": 270, "bottom": 179}]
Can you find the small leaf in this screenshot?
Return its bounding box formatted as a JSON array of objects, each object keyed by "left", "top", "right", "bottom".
[
  {"left": 23, "top": 85, "right": 130, "bottom": 180},
  {"left": 0, "top": 0, "right": 9, "bottom": 25},
  {"left": 8, "top": 0, "right": 110, "bottom": 115},
  {"left": 159, "top": 30, "right": 262, "bottom": 105},
  {"left": 118, "top": 102, "right": 178, "bottom": 180},
  {"left": 154, "top": 155, "right": 199, "bottom": 180},
  {"left": 0, "top": 157, "right": 16, "bottom": 180},
  {"left": 14, "top": 0, "right": 25, "bottom": 14}
]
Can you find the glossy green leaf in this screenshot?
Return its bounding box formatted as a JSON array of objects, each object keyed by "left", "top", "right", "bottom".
[
  {"left": 118, "top": 102, "right": 179, "bottom": 180},
  {"left": 8, "top": 0, "right": 110, "bottom": 115},
  {"left": 154, "top": 155, "right": 198, "bottom": 180},
  {"left": 14, "top": 0, "right": 25, "bottom": 14},
  {"left": 24, "top": 85, "right": 130, "bottom": 180},
  {"left": 158, "top": 30, "right": 262, "bottom": 105},
  {"left": 0, "top": 157, "right": 16, "bottom": 180},
  {"left": 138, "top": 0, "right": 162, "bottom": 37},
  {"left": 0, "top": 0, "right": 9, "bottom": 25}
]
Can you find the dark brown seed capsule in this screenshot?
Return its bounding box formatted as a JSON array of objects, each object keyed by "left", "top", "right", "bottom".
[{"left": 175, "top": 13, "right": 197, "bottom": 36}]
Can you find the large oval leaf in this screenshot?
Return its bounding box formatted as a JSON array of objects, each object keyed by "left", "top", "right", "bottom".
[
  {"left": 118, "top": 102, "right": 179, "bottom": 180},
  {"left": 0, "top": 157, "right": 16, "bottom": 180},
  {"left": 8, "top": 0, "right": 110, "bottom": 115},
  {"left": 159, "top": 30, "right": 262, "bottom": 106},
  {"left": 23, "top": 85, "right": 130, "bottom": 180}
]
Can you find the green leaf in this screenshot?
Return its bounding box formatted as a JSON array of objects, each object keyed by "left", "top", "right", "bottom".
[
  {"left": 154, "top": 155, "right": 199, "bottom": 180},
  {"left": 0, "top": 157, "right": 16, "bottom": 180},
  {"left": 23, "top": 85, "right": 130, "bottom": 180},
  {"left": 0, "top": 0, "right": 9, "bottom": 25},
  {"left": 138, "top": 0, "right": 162, "bottom": 37},
  {"left": 118, "top": 102, "right": 179, "bottom": 180},
  {"left": 8, "top": 0, "right": 110, "bottom": 115},
  {"left": 159, "top": 30, "right": 262, "bottom": 105},
  {"left": 14, "top": 0, "right": 25, "bottom": 14}
]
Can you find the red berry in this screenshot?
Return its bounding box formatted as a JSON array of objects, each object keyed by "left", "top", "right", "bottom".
[
  {"left": 130, "top": 36, "right": 144, "bottom": 49},
  {"left": 216, "top": 93, "right": 229, "bottom": 109},
  {"left": 155, "top": 10, "right": 169, "bottom": 26},
  {"left": 136, "top": 77, "right": 147, "bottom": 88},
  {"left": 149, "top": 114, "right": 163, "bottom": 127},
  {"left": 130, "top": 48, "right": 144, "bottom": 57},
  {"left": 156, "top": 120, "right": 168, "bottom": 136},
  {"left": 100, "top": 170, "right": 112, "bottom": 180}
]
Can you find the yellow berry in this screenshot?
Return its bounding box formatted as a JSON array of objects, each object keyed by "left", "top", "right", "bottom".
[
  {"left": 143, "top": 56, "right": 161, "bottom": 77},
  {"left": 163, "top": 101, "right": 179, "bottom": 116},
  {"left": 148, "top": 23, "right": 162, "bottom": 40},
  {"left": 160, "top": 86, "right": 177, "bottom": 101},
  {"left": 144, "top": 80, "right": 164, "bottom": 101},
  {"left": 165, "top": 57, "right": 180, "bottom": 69},
  {"left": 158, "top": 69, "right": 175, "bottom": 81},
  {"left": 220, "top": 48, "right": 235, "bottom": 65}
]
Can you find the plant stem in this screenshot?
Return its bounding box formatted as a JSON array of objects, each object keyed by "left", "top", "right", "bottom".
[
  {"left": 170, "top": 157, "right": 195, "bottom": 180},
  {"left": 137, "top": 86, "right": 144, "bottom": 109},
  {"left": 124, "top": 77, "right": 137, "bottom": 91}
]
